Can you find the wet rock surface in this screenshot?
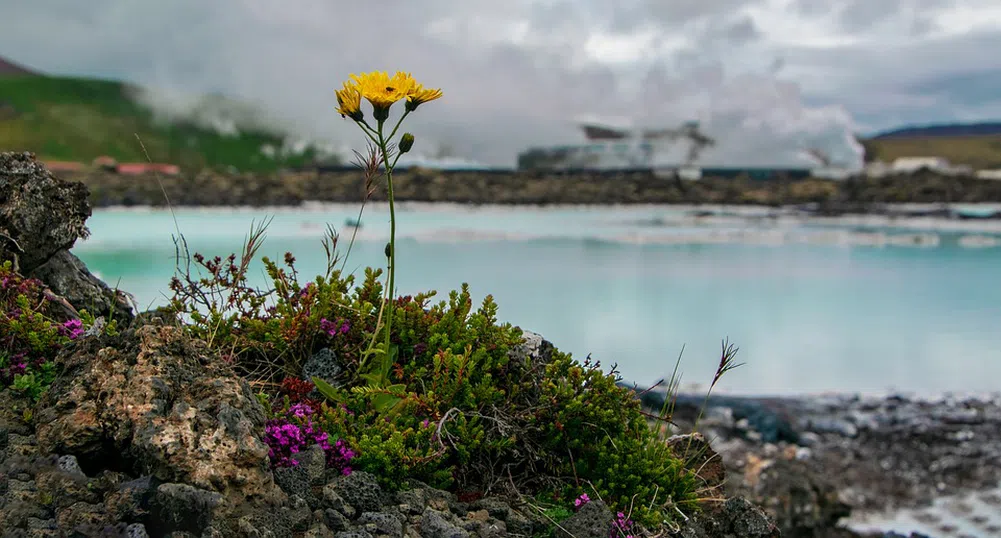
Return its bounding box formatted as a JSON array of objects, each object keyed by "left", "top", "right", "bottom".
[{"left": 644, "top": 388, "right": 1001, "bottom": 538}]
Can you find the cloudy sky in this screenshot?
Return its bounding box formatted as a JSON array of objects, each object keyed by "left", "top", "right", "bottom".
[{"left": 2, "top": 0, "right": 1000, "bottom": 168}]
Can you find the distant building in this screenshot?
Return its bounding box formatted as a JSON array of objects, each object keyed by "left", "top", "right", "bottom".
[
  {"left": 117, "top": 163, "right": 181, "bottom": 176},
  {"left": 518, "top": 119, "right": 847, "bottom": 180},
  {"left": 92, "top": 156, "right": 118, "bottom": 171},
  {"left": 518, "top": 119, "right": 710, "bottom": 172}
]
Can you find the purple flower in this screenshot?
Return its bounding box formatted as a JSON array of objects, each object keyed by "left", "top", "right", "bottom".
[
  {"left": 611, "top": 511, "right": 634, "bottom": 538},
  {"left": 262, "top": 409, "right": 355, "bottom": 473},
  {"left": 61, "top": 319, "right": 84, "bottom": 340},
  {"left": 574, "top": 494, "right": 590, "bottom": 509},
  {"left": 320, "top": 318, "right": 351, "bottom": 338},
  {"left": 288, "top": 403, "right": 315, "bottom": 418}
]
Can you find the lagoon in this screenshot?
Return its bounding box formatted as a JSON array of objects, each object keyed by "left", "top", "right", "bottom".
[{"left": 74, "top": 203, "right": 1001, "bottom": 396}]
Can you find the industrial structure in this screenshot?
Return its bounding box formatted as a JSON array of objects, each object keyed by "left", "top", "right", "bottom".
[{"left": 517, "top": 119, "right": 852, "bottom": 180}]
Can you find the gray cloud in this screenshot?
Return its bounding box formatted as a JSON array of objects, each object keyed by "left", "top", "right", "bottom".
[{"left": 0, "top": 0, "right": 998, "bottom": 168}]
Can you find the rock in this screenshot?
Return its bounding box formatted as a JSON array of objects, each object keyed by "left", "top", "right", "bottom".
[
  {"left": 739, "top": 457, "right": 850, "bottom": 535},
  {"left": 358, "top": 511, "right": 404, "bottom": 538},
  {"left": 304, "top": 522, "right": 338, "bottom": 538},
  {"left": 507, "top": 330, "right": 554, "bottom": 366},
  {"left": 396, "top": 487, "right": 457, "bottom": 516},
  {"left": 468, "top": 498, "right": 511, "bottom": 522},
  {"left": 104, "top": 475, "right": 160, "bottom": 522},
  {"left": 31, "top": 323, "right": 290, "bottom": 535},
  {"left": 324, "top": 508, "right": 352, "bottom": 532},
  {"left": 0, "top": 152, "right": 90, "bottom": 273},
  {"left": 34, "top": 468, "right": 98, "bottom": 509},
  {"left": 304, "top": 348, "right": 345, "bottom": 395},
  {"left": 0, "top": 152, "right": 132, "bottom": 322},
  {"left": 289, "top": 495, "right": 315, "bottom": 532},
  {"left": 503, "top": 509, "right": 536, "bottom": 536},
  {"left": 668, "top": 433, "right": 727, "bottom": 499},
  {"left": 420, "top": 507, "right": 469, "bottom": 538},
  {"left": 274, "top": 465, "right": 312, "bottom": 504},
  {"left": 802, "top": 417, "right": 859, "bottom": 438},
  {"left": 149, "top": 483, "right": 225, "bottom": 535},
  {"left": 674, "top": 497, "right": 780, "bottom": 538},
  {"left": 556, "top": 499, "right": 613, "bottom": 538},
  {"left": 126, "top": 523, "right": 151, "bottom": 537},
  {"left": 299, "top": 443, "right": 329, "bottom": 486},
  {"left": 475, "top": 518, "right": 506, "bottom": 538},
  {"left": 28, "top": 249, "right": 133, "bottom": 323},
  {"left": 322, "top": 486, "right": 357, "bottom": 519},
  {"left": 328, "top": 471, "right": 385, "bottom": 515},
  {"left": 54, "top": 500, "right": 112, "bottom": 534},
  {"left": 56, "top": 455, "right": 85, "bottom": 478},
  {"left": 335, "top": 531, "right": 374, "bottom": 538}
]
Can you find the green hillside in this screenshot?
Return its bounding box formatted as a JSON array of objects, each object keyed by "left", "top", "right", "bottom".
[
  {"left": 0, "top": 75, "right": 331, "bottom": 172},
  {"left": 861, "top": 135, "right": 1001, "bottom": 169}
]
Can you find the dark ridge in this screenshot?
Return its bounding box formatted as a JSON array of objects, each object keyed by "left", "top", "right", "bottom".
[
  {"left": 872, "top": 122, "right": 1001, "bottom": 139},
  {"left": 0, "top": 55, "right": 39, "bottom": 77}
]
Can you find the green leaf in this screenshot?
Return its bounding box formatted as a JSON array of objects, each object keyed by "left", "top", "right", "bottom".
[
  {"left": 372, "top": 392, "right": 403, "bottom": 414},
  {"left": 312, "top": 376, "right": 344, "bottom": 404}
]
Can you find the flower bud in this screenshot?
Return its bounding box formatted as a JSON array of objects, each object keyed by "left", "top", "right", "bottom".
[
  {"left": 399, "top": 133, "right": 415, "bottom": 154},
  {"left": 385, "top": 242, "right": 393, "bottom": 259}
]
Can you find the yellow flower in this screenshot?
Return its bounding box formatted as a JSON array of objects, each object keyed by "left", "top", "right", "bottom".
[
  {"left": 350, "top": 71, "right": 416, "bottom": 120},
  {"left": 335, "top": 82, "right": 363, "bottom": 121},
  {"left": 406, "top": 83, "right": 443, "bottom": 112}
]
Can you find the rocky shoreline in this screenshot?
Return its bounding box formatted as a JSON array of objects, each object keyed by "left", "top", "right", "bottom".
[
  {"left": 3, "top": 151, "right": 998, "bottom": 538},
  {"left": 57, "top": 165, "right": 1001, "bottom": 213},
  {"left": 635, "top": 389, "right": 1001, "bottom": 538}
]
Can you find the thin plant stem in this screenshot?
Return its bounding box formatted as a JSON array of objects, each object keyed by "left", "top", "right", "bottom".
[{"left": 377, "top": 118, "right": 397, "bottom": 357}]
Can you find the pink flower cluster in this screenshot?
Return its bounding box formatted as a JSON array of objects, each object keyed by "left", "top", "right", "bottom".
[
  {"left": 60, "top": 319, "right": 84, "bottom": 340},
  {"left": 263, "top": 402, "right": 355, "bottom": 474},
  {"left": 320, "top": 318, "right": 350, "bottom": 337},
  {"left": 611, "top": 511, "right": 634, "bottom": 538},
  {"left": 574, "top": 493, "right": 590, "bottom": 509},
  {"left": 2, "top": 351, "right": 27, "bottom": 383}
]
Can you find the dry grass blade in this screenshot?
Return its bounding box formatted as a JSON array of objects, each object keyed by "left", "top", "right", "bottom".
[
  {"left": 339, "top": 141, "right": 383, "bottom": 274},
  {"left": 683, "top": 337, "right": 744, "bottom": 461},
  {"left": 321, "top": 224, "right": 341, "bottom": 279},
  {"left": 711, "top": 338, "right": 743, "bottom": 391}
]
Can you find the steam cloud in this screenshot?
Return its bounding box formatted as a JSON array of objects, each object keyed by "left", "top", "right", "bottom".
[{"left": 9, "top": 0, "right": 995, "bottom": 170}]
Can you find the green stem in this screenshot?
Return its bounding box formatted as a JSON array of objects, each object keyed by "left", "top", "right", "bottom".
[
  {"left": 376, "top": 119, "right": 397, "bottom": 358},
  {"left": 386, "top": 110, "right": 410, "bottom": 143}
]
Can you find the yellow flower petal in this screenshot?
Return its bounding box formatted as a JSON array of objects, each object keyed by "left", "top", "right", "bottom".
[
  {"left": 349, "top": 71, "right": 416, "bottom": 114},
  {"left": 335, "top": 82, "right": 363, "bottom": 120},
  {"left": 406, "top": 83, "right": 443, "bottom": 112}
]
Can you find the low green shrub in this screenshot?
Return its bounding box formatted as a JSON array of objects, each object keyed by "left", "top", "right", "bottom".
[
  {"left": 161, "top": 68, "right": 726, "bottom": 534},
  {"left": 169, "top": 245, "right": 703, "bottom": 529}
]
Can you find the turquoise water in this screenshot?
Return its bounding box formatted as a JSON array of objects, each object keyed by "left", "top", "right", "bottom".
[{"left": 74, "top": 204, "right": 1001, "bottom": 396}]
